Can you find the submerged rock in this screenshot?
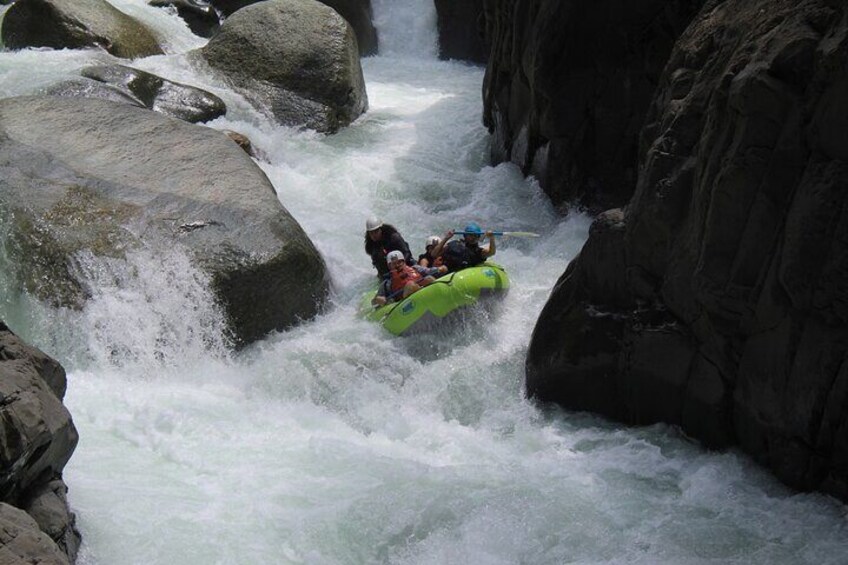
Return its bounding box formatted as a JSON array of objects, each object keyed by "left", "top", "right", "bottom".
[
  {"left": 196, "top": 0, "right": 368, "bottom": 132},
  {"left": 0, "top": 96, "right": 330, "bottom": 346},
  {"left": 149, "top": 0, "right": 220, "bottom": 37},
  {"left": 1, "top": 0, "right": 164, "bottom": 59},
  {"left": 527, "top": 0, "right": 848, "bottom": 502}
]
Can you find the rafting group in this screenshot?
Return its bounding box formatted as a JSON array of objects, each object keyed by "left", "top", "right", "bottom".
[
  {"left": 362, "top": 216, "right": 513, "bottom": 335},
  {"left": 364, "top": 216, "right": 496, "bottom": 305}
]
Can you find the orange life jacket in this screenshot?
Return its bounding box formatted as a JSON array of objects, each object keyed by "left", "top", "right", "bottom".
[{"left": 390, "top": 265, "right": 422, "bottom": 293}]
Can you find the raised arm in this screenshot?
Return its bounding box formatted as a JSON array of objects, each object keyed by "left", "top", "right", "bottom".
[
  {"left": 483, "top": 230, "right": 496, "bottom": 258},
  {"left": 431, "top": 229, "right": 455, "bottom": 258}
]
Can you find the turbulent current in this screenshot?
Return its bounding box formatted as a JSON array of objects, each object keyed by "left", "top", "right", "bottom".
[{"left": 1, "top": 1, "right": 847, "bottom": 563}]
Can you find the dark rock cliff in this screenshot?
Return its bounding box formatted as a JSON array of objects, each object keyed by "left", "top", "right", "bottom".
[
  {"left": 434, "top": 0, "right": 487, "bottom": 64},
  {"left": 527, "top": 0, "right": 848, "bottom": 501},
  {"left": 482, "top": 0, "right": 704, "bottom": 211}
]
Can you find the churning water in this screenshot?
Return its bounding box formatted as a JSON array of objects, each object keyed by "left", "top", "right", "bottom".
[{"left": 1, "top": 1, "right": 847, "bottom": 563}]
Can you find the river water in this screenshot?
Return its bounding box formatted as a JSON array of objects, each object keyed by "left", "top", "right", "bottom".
[{"left": 1, "top": 1, "right": 847, "bottom": 563}]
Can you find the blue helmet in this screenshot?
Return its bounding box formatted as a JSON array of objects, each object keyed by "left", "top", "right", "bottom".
[{"left": 464, "top": 222, "right": 483, "bottom": 236}]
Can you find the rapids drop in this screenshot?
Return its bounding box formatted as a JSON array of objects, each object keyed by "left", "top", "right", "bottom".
[{"left": 0, "top": 1, "right": 846, "bottom": 564}]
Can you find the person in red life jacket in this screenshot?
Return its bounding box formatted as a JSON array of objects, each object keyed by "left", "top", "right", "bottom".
[
  {"left": 431, "top": 222, "right": 496, "bottom": 272},
  {"left": 364, "top": 216, "right": 414, "bottom": 278},
  {"left": 418, "top": 235, "right": 445, "bottom": 269},
  {"left": 372, "top": 250, "right": 447, "bottom": 306}
]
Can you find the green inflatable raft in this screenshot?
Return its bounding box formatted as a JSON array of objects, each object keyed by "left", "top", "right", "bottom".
[{"left": 360, "top": 263, "right": 510, "bottom": 335}]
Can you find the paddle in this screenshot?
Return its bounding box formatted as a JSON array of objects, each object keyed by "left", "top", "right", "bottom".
[{"left": 454, "top": 230, "right": 540, "bottom": 238}]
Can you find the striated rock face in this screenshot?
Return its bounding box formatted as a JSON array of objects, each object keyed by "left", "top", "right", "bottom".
[
  {"left": 434, "top": 0, "right": 487, "bottom": 63},
  {"left": 0, "top": 322, "right": 80, "bottom": 562},
  {"left": 527, "top": 0, "right": 848, "bottom": 501},
  {"left": 482, "top": 0, "right": 703, "bottom": 211},
  {"left": 1, "top": 0, "right": 164, "bottom": 59},
  {"left": 208, "top": 0, "right": 378, "bottom": 56},
  {"left": 197, "top": 0, "right": 368, "bottom": 133},
  {"left": 0, "top": 95, "right": 330, "bottom": 346}
]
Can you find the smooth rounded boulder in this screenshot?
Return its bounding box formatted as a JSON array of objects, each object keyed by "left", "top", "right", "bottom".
[
  {"left": 0, "top": 96, "right": 330, "bottom": 346},
  {"left": 1, "top": 0, "right": 164, "bottom": 59},
  {"left": 196, "top": 0, "right": 368, "bottom": 133}
]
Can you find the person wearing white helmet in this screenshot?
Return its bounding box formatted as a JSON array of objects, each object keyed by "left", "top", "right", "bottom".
[
  {"left": 418, "top": 235, "right": 444, "bottom": 268},
  {"left": 372, "top": 250, "right": 447, "bottom": 306},
  {"left": 364, "top": 216, "right": 413, "bottom": 278}
]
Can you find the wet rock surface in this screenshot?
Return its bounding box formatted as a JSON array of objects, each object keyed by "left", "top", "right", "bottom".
[
  {"left": 527, "top": 0, "right": 848, "bottom": 501},
  {"left": 1, "top": 0, "right": 164, "bottom": 59},
  {"left": 149, "top": 0, "right": 220, "bottom": 37},
  {"left": 0, "top": 95, "right": 330, "bottom": 346}
]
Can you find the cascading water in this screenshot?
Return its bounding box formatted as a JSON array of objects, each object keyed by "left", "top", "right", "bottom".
[{"left": 1, "top": 1, "right": 847, "bottom": 563}]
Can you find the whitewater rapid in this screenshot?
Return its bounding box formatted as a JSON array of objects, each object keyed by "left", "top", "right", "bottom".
[{"left": 1, "top": 1, "right": 847, "bottom": 563}]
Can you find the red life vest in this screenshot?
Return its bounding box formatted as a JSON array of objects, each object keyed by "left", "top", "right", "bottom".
[{"left": 390, "top": 265, "right": 422, "bottom": 293}]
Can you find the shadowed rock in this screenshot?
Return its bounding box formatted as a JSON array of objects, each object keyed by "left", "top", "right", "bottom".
[
  {"left": 0, "top": 96, "right": 330, "bottom": 346},
  {"left": 434, "top": 0, "right": 487, "bottom": 63},
  {"left": 527, "top": 0, "right": 848, "bottom": 501},
  {"left": 482, "top": 0, "right": 704, "bottom": 212},
  {"left": 1, "top": 0, "right": 164, "bottom": 59},
  {"left": 196, "top": 0, "right": 367, "bottom": 133},
  {"left": 149, "top": 0, "right": 220, "bottom": 37}
]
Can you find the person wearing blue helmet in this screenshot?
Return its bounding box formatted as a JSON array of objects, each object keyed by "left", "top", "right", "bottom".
[{"left": 431, "top": 221, "right": 496, "bottom": 271}]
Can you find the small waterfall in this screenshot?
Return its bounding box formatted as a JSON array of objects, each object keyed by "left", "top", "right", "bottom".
[{"left": 371, "top": 0, "right": 439, "bottom": 58}]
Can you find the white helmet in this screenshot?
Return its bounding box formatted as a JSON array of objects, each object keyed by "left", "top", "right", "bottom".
[
  {"left": 425, "top": 235, "right": 441, "bottom": 247},
  {"left": 366, "top": 216, "right": 383, "bottom": 231},
  {"left": 386, "top": 250, "right": 404, "bottom": 264}
]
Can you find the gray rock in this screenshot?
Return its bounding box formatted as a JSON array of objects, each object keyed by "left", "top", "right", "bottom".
[
  {"left": 80, "top": 64, "right": 227, "bottom": 123},
  {"left": 527, "top": 0, "right": 848, "bottom": 501},
  {"left": 0, "top": 503, "right": 68, "bottom": 565},
  {"left": 0, "top": 323, "right": 78, "bottom": 504},
  {"left": 208, "top": 0, "right": 377, "bottom": 55},
  {"left": 196, "top": 0, "right": 368, "bottom": 133},
  {"left": 0, "top": 95, "right": 330, "bottom": 346},
  {"left": 1, "top": 0, "right": 164, "bottom": 59},
  {"left": 482, "top": 0, "right": 704, "bottom": 212}
]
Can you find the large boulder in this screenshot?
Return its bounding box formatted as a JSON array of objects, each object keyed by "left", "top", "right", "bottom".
[
  {"left": 527, "top": 0, "right": 848, "bottom": 501},
  {"left": 0, "top": 322, "right": 80, "bottom": 562},
  {"left": 434, "top": 0, "right": 487, "bottom": 63},
  {"left": 1, "top": 0, "right": 164, "bottom": 59},
  {"left": 482, "top": 0, "right": 704, "bottom": 212},
  {"left": 0, "top": 96, "right": 330, "bottom": 346},
  {"left": 197, "top": 0, "right": 368, "bottom": 133},
  {"left": 207, "top": 0, "right": 377, "bottom": 55}
]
